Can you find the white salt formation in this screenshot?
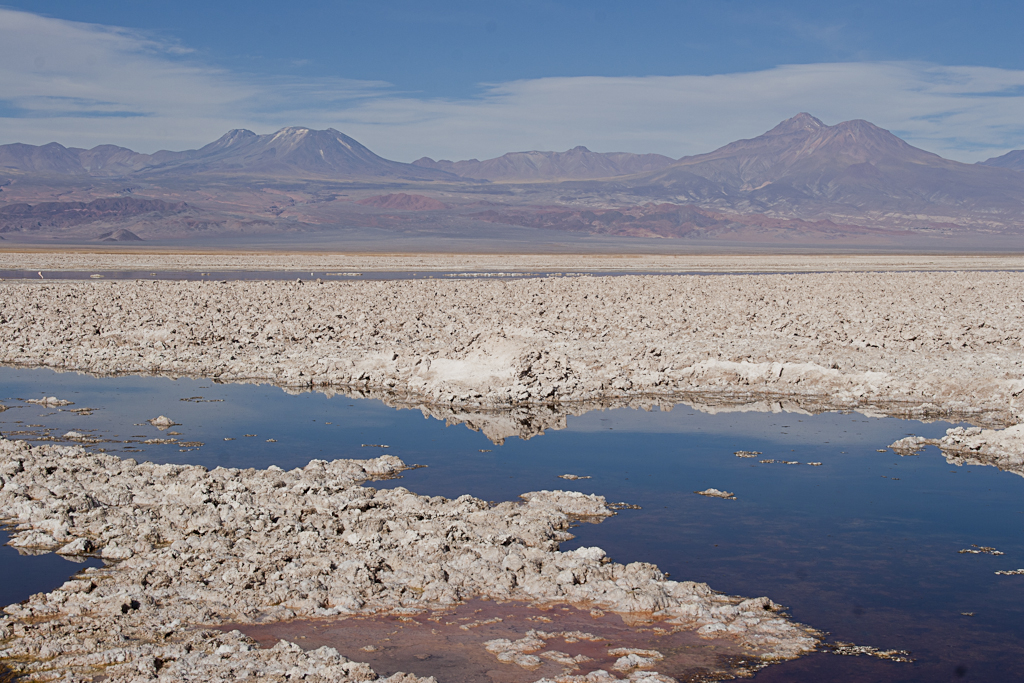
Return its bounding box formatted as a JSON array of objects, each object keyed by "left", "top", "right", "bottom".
[
  {"left": 0, "top": 439, "right": 819, "bottom": 681},
  {"left": 2, "top": 272, "right": 1023, "bottom": 425},
  {"left": 695, "top": 489, "right": 736, "bottom": 500},
  {"left": 25, "top": 397, "right": 73, "bottom": 407},
  {"left": 891, "top": 424, "right": 1024, "bottom": 477},
  {"left": 4, "top": 268, "right": 1024, "bottom": 679}
]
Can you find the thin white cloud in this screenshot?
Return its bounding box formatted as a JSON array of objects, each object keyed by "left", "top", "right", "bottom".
[
  {"left": 0, "top": 8, "right": 385, "bottom": 151},
  {"left": 1, "top": 8, "right": 1023, "bottom": 162},
  {"left": 320, "top": 64, "right": 1024, "bottom": 162}
]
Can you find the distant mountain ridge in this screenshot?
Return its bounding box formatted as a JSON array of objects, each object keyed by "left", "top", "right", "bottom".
[
  {"left": 2, "top": 114, "right": 1024, "bottom": 245},
  {"left": 412, "top": 146, "right": 676, "bottom": 181},
  {"left": 672, "top": 112, "right": 946, "bottom": 183},
  {"left": 622, "top": 113, "right": 1024, "bottom": 215},
  {"left": 137, "top": 127, "right": 457, "bottom": 180},
  {"left": 980, "top": 149, "right": 1024, "bottom": 172},
  {"left": 0, "top": 127, "right": 458, "bottom": 181}
]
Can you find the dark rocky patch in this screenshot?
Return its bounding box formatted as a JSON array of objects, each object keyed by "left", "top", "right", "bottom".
[{"left": 0, "top": 198, "right": 188, "bottom": 234}]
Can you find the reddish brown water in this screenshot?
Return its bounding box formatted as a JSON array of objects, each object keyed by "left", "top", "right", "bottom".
[{"left": 226, "top": 599, "right": 762, "bottom": 682}]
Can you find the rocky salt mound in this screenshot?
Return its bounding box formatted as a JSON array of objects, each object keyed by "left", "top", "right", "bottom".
[
  {"left": 1, "top": 272, "right": 1024, "bottom": 423},
  {"left": 0, "top": 438, "right": 819, "bottom": 681},
  {"left": 891, "top": 424, "right": 1024, "bottom": 477},
  {"left": 25, "top": 397, "right": 74, "bottom": 407}
]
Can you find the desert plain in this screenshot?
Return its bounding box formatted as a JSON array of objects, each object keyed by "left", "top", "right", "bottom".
[{"left": 2, "top": 251, "right": 1023, "bottom": 682}]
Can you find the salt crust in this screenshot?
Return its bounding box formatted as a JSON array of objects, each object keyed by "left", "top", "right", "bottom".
[
  {"left": 3, "top": 268, "right": 1024, "bottom": 679},
  {"left": 0, "top": 439, "right": 819, "bottom": 681},
  {"left": 2, "top": 252, "right": 1023, "bottom": 273},
  {"left": 2, "top": 272, "right": 1023, "bottom": 427}
]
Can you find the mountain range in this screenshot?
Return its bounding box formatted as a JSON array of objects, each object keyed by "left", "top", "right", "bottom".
[
  {"left": 620, "top": 113, "right": 1024, "bottom": 219},
  {"left": 1, "top": 114, "right": 1023, "bottom": 247},
  {"left": 982, "top": 149, "right": 1024, "bottom": 172},
  {"left": 412, "top": 146, "right": 676, "bottom": 181},
  {"left": 0, "top": 127, "right": 457, "bottom": 181}
]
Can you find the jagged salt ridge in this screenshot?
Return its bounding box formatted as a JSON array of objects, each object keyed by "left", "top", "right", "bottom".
[
  {"left": 2, "top": 273, "right": 1024, "bottom": 422},
  {"left": 0, "top": 439, "right": 819, "bottom": 681}
]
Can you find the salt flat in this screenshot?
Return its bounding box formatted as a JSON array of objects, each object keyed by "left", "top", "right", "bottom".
[
  {"left": 2, "top": 270, "right": 1022, "bottom": 424},
  {"left": 2, "top": 251, "right": 1024, "bottom": 273},
  {"left": 3, "top": 258, "right": 1024, "bottom": 681}
]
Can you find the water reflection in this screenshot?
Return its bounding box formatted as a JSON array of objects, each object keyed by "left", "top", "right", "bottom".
[
  {"left": 0, "top": 530, "right": 103, "bottom": 609},
  {"left": 1, "top": 365, "right": 1023, "bottom": 681}
]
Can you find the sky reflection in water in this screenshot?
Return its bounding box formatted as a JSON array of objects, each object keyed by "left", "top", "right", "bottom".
[{"left": 0, "top": 365, "right": 1021, "bottom": 682}]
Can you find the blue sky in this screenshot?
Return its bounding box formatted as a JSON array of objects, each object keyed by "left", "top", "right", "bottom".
[{"left": 1, "top": 1, "right": 1023, "bottom": 161}]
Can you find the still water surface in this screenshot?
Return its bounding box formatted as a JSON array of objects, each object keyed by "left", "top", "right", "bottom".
[{"left": 1, "top": 366, "right": 1021, "bottom": 682}]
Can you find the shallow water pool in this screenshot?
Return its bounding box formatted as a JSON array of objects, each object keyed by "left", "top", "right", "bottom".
[{"left": 1, "top": 365, "right": 1021, "bottom": 682}]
